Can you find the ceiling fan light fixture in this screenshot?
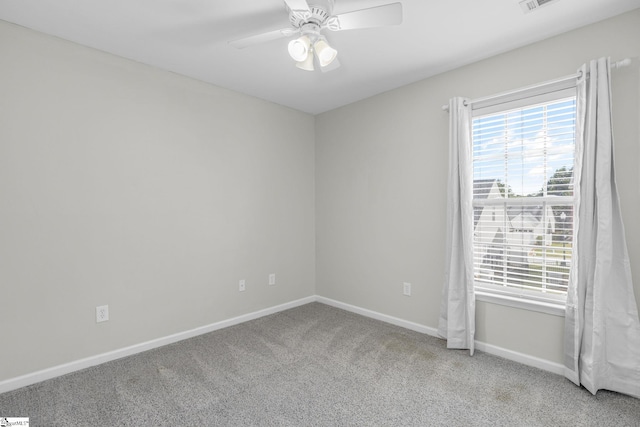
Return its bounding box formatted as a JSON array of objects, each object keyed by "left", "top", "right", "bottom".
[
  {"left": 288, "top": 35, "right": 311, "bottom": 62},
  {"left": 314, "top": 38, "right": 337, "bottom": 67},
  {"left": 230, "top": 1, "right": 405, "bottom": 74},
  {"left": 296, "top": 52, "right": 315, "bottom": 71}
]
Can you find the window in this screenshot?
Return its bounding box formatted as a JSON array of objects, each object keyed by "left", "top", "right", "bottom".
[{"left": 472, "top": 90, "right": 576, "bottom": 305}]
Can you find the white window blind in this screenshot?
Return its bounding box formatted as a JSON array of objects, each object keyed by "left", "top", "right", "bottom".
[{"left": 472, "top": 93, "right": 576, "bottom": 302}]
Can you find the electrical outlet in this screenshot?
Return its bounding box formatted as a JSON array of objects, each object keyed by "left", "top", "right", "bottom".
[
  {"left": 403, "top": 282, "right": 411, "bottom": 296},
  {"left": 268, "top": 273, "right": 276, "bottom": 286},
  {"left": 239, "top": 279, "right": 246, "bottom": 292},
  {"left": 96, "top": 305, "right": 109, "bottom": 323}
]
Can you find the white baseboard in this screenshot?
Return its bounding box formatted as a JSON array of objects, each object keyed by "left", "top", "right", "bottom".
[
  {"left": 474, "top": 341, "right": 565, "bottom": 375},
  {"left": 315, "top": 295, "right": 564, "bottom": 376},
  {"left": 0, "top": 296, "right": 315, "bottom": 394},
  {"left": 315, "top": 296, "right": 440, "bottom": 337},
  {"left": 0, "top": 294, "right": 563, "bottom": 394}
]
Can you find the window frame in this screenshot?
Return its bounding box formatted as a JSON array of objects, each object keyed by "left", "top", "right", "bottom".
[{"left": 470, "top": 86, "right": 577, "bottom": 316}]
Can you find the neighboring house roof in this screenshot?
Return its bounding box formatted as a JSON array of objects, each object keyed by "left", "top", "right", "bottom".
[
  {"left": 473, "top": 179, "right": 556, "bottom": 232},
  {"left": 473, "top": 179, "right": 502, "bottom": 226},
  {"left": 507, "top": 206, "right": 546, "bottom": 227},
  {"left": 509, "top": 211, "right": 540, "bottom": 231},
  {"left": 473, "top": 179, "right": 501, "bottom": 200}
]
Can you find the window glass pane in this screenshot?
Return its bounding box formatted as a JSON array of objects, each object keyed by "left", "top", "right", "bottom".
[{"left": 472, "top": 97, "right": 576, "bottom": 297}]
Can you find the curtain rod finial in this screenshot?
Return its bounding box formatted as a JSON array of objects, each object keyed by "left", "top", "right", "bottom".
[{"left": 614, "top": 58, "right": 632, "bottom": 68}]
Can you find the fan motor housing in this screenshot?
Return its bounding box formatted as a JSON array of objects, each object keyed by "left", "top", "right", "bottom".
[{"left": 287, "top": 0, "right": 334, "bottom": 27}]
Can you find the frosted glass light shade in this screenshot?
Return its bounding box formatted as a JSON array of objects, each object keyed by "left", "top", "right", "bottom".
[
  {"left": 314, "top": 39, "right": 337, "bottom": 67},
  {"left": 296, "top": 52, "right": 315, "bottom": 71},
  {"left": 288, "top": 36, "right": 311, "bottom": 62}
]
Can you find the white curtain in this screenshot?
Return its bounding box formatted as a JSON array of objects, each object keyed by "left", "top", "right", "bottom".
[
  {"left": 564, "top": 57, "right": 640, "bottom": 398},
  {"left": 438, "top": 97, "right": 475, "bottom": 355}
]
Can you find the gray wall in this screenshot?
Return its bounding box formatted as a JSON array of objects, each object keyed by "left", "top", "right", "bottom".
[
  {"left": 0, "top": 21, "right": 316, "bottom": 381},
  {"left": 316, "top": 9, "right": 640, "bottom": 364}
]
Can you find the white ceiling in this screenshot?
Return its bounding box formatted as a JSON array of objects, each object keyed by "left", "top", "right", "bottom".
[{"left": 1, "top": 0, "right": 639, "bottom": 114}]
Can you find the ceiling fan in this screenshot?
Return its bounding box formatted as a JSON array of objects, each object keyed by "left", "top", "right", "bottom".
[{"left": 229, "top": 0, "right": 403, "bottom": 72}]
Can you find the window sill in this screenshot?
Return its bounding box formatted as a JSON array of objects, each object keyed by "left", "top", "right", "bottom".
[{"left": 475, "top": 290, "right": 566, "bottom": 317}]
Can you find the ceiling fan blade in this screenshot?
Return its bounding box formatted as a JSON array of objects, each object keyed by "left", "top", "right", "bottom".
[
  {"left": 326, "top": 2, "right": 403, "bottom": 31},
  {"left": 284, "top": 0, "right": 312, "bottom": 22},
  {"left": 229, "top": 28, "right": 297, "bottom": 49},
  {"left": 283, "top": 0, "right": 311, "bottom": 14}
]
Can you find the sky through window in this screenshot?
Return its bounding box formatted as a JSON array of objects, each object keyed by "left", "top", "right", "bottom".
[{"left": 472, "top": 98, "right": 576, "bottom": 197}]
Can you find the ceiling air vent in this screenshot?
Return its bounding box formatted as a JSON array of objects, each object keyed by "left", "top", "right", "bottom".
[{"left": 519, "top": 0, "right": 559, "bottom": 13}]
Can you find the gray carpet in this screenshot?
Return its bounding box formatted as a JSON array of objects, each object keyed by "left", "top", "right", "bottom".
[{"left": 1, "top": 302, "right": 639, "bottom": 426}]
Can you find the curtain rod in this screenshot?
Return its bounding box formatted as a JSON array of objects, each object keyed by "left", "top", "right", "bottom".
[{"left": 441, "top": 58, "right": 632, "bottom": 112}]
